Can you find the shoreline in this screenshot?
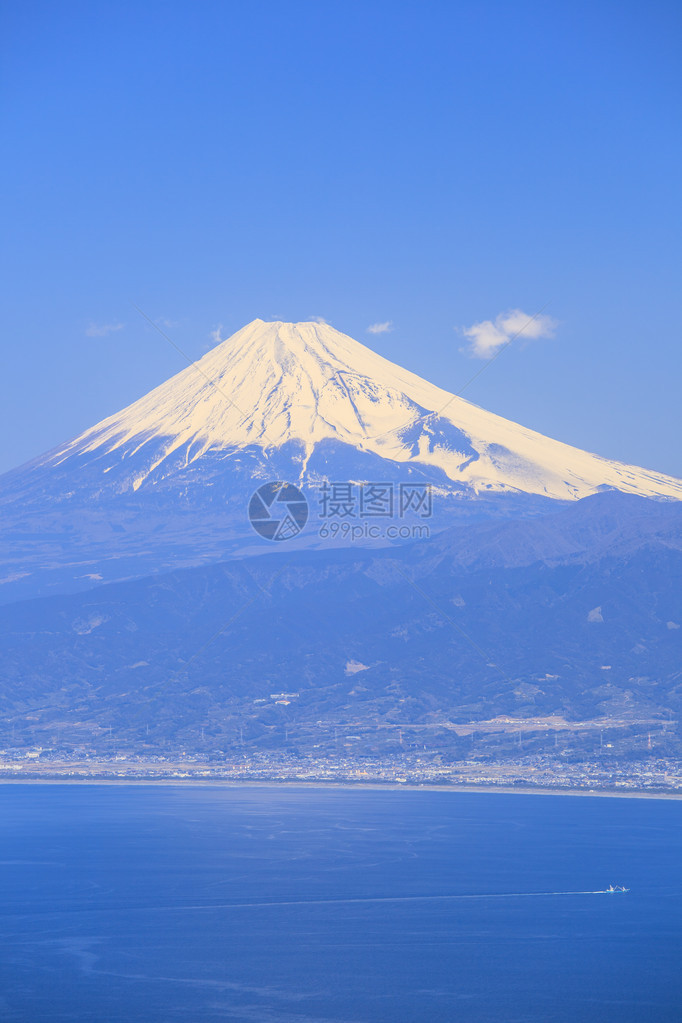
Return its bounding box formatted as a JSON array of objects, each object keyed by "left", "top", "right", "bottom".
[{"left": 0, "top": 776, "right": 681, "bottom": 800}]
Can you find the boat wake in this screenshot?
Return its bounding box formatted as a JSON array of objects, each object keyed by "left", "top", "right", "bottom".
[{"left": 172, "top": 888, "right": 631, "bottom": 912}]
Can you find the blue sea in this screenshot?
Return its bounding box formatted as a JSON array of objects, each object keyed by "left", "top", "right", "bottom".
[{"left": 0, "top": 784, "right": 680, "bottom": 1022}]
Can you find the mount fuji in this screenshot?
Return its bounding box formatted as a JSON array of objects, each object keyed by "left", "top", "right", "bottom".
[{"left": 1, "top": 318, "right": 680, "bottom": 604}]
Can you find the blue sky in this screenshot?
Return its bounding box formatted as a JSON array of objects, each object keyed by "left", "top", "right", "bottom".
[{"left": 2, "top": 0, "right": 680, "bottom": 476}]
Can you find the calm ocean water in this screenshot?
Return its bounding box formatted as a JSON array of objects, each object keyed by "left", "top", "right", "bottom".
[{"left": 0, "top": 784, "right": 680, "bottom": 1022}]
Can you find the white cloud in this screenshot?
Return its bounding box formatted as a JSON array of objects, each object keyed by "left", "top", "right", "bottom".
[
  {"left": 209, "top": 325, "right": 224, "bottom": 346},
  {"left": 460, "top": 308, "right": 557, "bottom": 359},
  {"left": 85, "top": 322, "right": 124, "bottom": 338},
  {"left": 309, "top": 315, "right": 329, "bottom": 325},
  {"left": 367, "top": 321, "right": 394, "bottom": 335},
  {"left": 460, "top": 319, "right": 508, "bottom": 358}
]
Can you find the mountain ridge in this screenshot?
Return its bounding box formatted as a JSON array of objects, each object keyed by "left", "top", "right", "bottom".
[
  {"left": 2, "top": 489, "right": 679, "bottom": 758},
  {"left": 1, "top": 318, "right": 681, "bottom": 605},
  {"left": 22, "top": 319, "right": 682, "bottom": 502}
]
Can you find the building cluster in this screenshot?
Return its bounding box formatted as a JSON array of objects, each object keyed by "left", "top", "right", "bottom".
[{"left": 0, "top": 746, "right": 680, "bottom": 794}]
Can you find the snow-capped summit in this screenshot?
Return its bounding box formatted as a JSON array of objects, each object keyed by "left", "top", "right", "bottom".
[{"left": 47, "top": 318, "right": 682, "bottom": 502}]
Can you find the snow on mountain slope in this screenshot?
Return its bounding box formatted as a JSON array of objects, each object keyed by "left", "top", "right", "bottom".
[
  {"left": 1, "top": 318, "right": 680, "bottom": 606},
  {"left": 44, "top": 319, "right": 682, "bottom": 502}
]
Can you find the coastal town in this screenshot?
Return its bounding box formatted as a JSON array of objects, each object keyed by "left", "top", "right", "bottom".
[{"left": 1, "top": 747, "right": 680, "bottom": 795}]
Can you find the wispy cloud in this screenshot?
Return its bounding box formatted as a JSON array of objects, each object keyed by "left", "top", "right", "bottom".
[
  {"left": 367, "top": 321, "right": 394, "bottom": 335},
  {"left": 460, "top": 308, "right": 557, "bottom": 359},
  {"left": 85, "top": 322, "right": 124, "bottom": 338},
  {"left": 209, "top": 324, "right": 224, "bottom": 346},
  {"left": 309, "top": 315, "right": 329, "bottom": 325}
]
